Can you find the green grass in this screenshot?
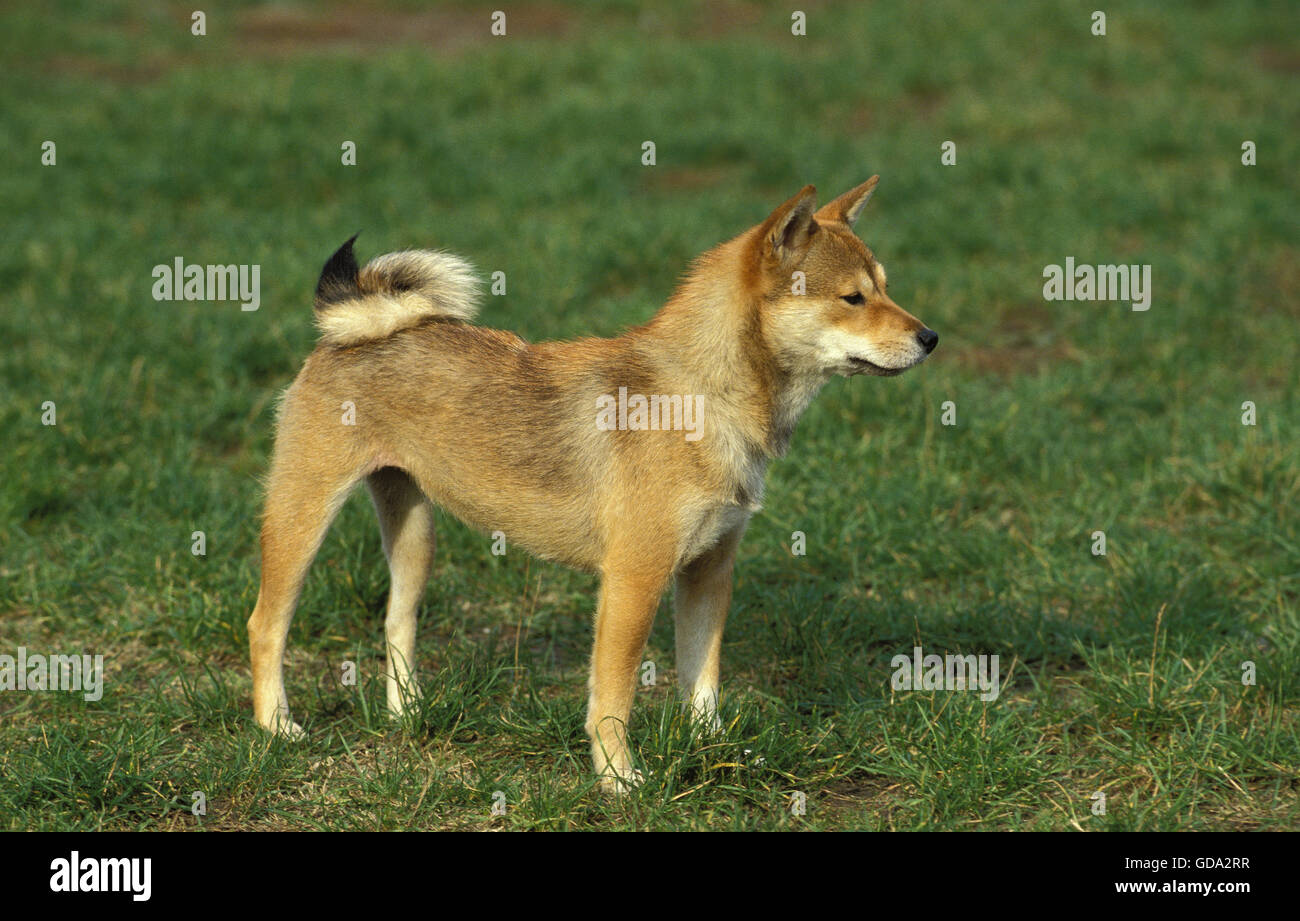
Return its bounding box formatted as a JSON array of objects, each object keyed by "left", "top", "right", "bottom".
[{"left": 1, "top": 0, "right": 1296, "bottom": 830}]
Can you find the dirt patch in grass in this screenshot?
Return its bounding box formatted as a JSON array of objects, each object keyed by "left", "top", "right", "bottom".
[
  {"left": 687, "top": 1, "right": 765, "bottom": 37},
  {"left": 950, "top": 299, "right": 1083, "bottom": 377},
  {"left": 1245, "top": 245, "right": 1300, "bottom": 319},
  {"left": 640, "top": 0, "right": 836, "bottom": 38},
  {"left": 818, "top": 774, "right": 906, "bottom": 826},
  {"left": 45, "top": 53, "right": 180, "bottom": 85},
  {"left": 951, "top": 340, "right": 1080, "bottom": 377},
  {"left": 850, "top": 84, "right": 949, "bottom": 131},
  {"left": 44, "top": 2, "right": 581, "bottom": 84},
  {"left": 237, "top": 2, "right": 578, "bottom": 56},
  {"left": 641, "top": 163, "right": 744, "bottom": 193},
  {"left": 1254, "top": 43, "right": 1300, "bottom": 74}
]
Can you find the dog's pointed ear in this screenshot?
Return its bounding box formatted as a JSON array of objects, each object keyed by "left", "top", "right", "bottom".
[
  {"left": 762, "top": 185, "right": 818, "bottom": 264},
  {"left": 815, "top": 176, "right": 879, "bottom": 228}
]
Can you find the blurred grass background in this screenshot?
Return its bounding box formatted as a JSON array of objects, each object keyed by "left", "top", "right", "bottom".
[{"left": 0, "top": 0, "right": 1296, "bottom": 830}]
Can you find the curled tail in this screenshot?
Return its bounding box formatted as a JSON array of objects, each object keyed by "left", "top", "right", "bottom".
[{"left": 313, "top": 234, "right": 481, "bottom": 346}]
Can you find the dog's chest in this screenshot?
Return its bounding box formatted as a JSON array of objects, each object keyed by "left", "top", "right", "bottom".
[
  {"left": 678, "top": 451, "right": 766, "bottom": 566},
  {"left": 680, "top": 502, "right": 752, "bottom": 567}
]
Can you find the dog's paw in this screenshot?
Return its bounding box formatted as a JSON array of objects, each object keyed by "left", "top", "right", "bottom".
[
  {"left": 386, "top": 692, "right": 424, "bottom": 722},
  {"left": 682, "top": 703, "right": 723, "bottom": 735},
  {"left": 598, "top": 768, "right": 645, "bottom": 796},
  {"left": 265, "top": 715, "right": 305, "bottom": 740}
]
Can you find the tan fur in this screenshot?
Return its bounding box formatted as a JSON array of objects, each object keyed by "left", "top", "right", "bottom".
[{"left": 248, "top": 179, "right": 937, "bottom": 792}]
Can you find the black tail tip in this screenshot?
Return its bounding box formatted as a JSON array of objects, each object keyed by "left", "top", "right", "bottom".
[{"left": 315, "top": 232, "right": 361, "bottom": 308}]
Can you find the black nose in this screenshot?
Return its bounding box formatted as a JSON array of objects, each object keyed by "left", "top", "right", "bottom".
[{"left": 917, "top": 328, "right": 939, "bottom": 353}]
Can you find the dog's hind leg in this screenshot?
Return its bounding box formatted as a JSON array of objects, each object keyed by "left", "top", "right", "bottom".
[
  {"left": 366, "top": 466, "right": 436, "bottom": 719},
  {"left": 674, "top": 524, "right": 745, "bottom": 733},
  {"left": 248, "top": 450, "right": 358, "bottom": 739}
]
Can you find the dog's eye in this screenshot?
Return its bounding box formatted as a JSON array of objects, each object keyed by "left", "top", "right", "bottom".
[{"left": 841, "top": 292, "right": 865, "bottom": 305}]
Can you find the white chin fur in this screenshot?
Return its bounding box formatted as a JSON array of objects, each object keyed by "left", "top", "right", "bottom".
[
  {"left": 830, "top": 344, "right": 926, "bottom": 378},
  {"left": 818, "top": 329, "right": 925, "bottom": 376}
]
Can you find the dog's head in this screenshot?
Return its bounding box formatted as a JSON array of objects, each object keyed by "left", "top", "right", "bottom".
[{"left": 751, "top": 179, "right": 937, "bottom": 378}]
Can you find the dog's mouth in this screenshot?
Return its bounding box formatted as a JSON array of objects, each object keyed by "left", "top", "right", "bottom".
[{"left": 846, "top": 356, "right": 906, "bottom": 377}]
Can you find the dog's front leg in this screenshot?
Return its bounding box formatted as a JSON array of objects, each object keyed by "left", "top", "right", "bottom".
[
  {"left": 586, "top": 561, "right": 670, "bottom": 793},
  {"left": 674, "top": 525, "right": 744, "bottom": 731}
]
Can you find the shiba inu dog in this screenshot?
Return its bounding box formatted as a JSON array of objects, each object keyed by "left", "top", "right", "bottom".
[{"left": 248, "top": 178, "right": 937, "bottom": 791}]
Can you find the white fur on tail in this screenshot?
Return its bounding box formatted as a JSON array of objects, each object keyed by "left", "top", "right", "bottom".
[{"left": 315, "top": 250, "right": 481, "bottom": 347}]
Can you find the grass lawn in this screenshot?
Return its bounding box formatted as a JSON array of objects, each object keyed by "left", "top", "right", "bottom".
[{"left": 0, "top": 0, "right": 1296, "bottom": 830}]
